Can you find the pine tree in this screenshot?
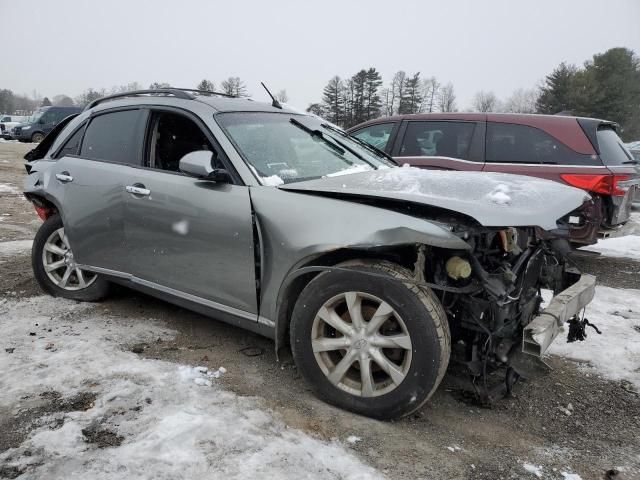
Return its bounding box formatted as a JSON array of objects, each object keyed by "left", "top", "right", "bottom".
[
  {"left": 536, "top": 63, "right": 578, "bottom": 114},
  {"left": 399, "top": 72, "right": 423, "bottom": 114},
  {"left": 321, "top": 76, "right": 345, "bottom": 126},
  {"left": 41, "top": 97, "right": 52, "bottom": 107},
  {"left": 363, "top": 68, "right": 383, "bottom": 120},
  {"left": 197, "top": 79, "right": 215, "bottom": 92}
]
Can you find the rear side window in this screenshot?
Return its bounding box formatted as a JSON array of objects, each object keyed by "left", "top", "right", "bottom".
[
  {"left": 486, "top": 122, "right": 600, "bottom": 165},
  {"left": 57, "top": 126, "right": 85, "bottom": 157},
  {"left": 398, "top": 121, "right": 475, "bottom": 158},
  {"left": 352, "top": 123, "right": 395, "bottom": 152},
  {"left": 80, "top": 110, "right": 143, "bottom": 164},
  {"left": 597, "top": 127, "right": 635, "bottom": 166}
]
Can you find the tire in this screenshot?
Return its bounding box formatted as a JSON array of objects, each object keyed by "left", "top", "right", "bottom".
[
  {"left": 290, "top": 259, "right": 450, "bottom": 420},
  {"left": 31, "top": 132, "right": 45, "bottom": 143},
  {"left": 32, "top": 214, "right": 110, "bottom": 301}
]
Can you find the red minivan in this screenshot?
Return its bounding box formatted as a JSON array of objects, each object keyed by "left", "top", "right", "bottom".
[{"left": 348, "top": 113, "right": 638, "bottom": 245}]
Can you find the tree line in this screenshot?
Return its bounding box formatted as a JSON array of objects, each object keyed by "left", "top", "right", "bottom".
[
  {"left": 1, "top": 47, "right": 638, "bottom": 139},
  {"left": 310, "top": 47, "right": 639, "bottom": 140}
]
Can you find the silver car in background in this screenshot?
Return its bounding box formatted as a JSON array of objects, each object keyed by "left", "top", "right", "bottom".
[{"left": 23, "top": 89, "right": 595, "bottom": 419}]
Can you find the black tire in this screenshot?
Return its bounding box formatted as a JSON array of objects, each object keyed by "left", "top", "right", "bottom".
[
  {"left": 31, "top": 132, "right": 45, "bottom": 143},
  {"left": 290, "top": 259, "right": 450, "bottom": 420},
  {"left": 32, "top": 214, "right": 110, "bottom": 301}
]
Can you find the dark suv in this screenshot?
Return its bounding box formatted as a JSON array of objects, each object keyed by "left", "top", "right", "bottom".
[
  {"left": 13, "top": 106, "right": 82, "bottom": 143},
  {"left": 348, "top": 113, "right": 639, "bottom": 245}
]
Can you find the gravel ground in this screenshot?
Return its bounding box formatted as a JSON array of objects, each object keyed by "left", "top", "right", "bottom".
[{"left": 1, "top": 141, "right": 639, "bottom": 479}]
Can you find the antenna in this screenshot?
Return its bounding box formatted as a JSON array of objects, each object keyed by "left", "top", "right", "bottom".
[{"left": 261, "top": 82, "right": 282, "bottom": 109}]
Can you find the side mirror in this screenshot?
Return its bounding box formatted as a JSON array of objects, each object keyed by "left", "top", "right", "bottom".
[{"left": 179, "top": 150, "right": 231, "bottom": 183}]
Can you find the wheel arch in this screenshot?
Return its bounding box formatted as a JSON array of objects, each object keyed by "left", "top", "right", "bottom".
[
  {"left": 24, "top": 193, "right": 60, "bottom": 221},
  {"left": 274, "top": 244, "right": 423, "bottom": 352}
]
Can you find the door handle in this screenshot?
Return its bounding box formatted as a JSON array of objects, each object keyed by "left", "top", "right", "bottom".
[
  {"left": 126, "top": 185, "right": 151, "bottom": 196},
  {"left": 55, "top": 173, "right": 73, "bottom": 183}
]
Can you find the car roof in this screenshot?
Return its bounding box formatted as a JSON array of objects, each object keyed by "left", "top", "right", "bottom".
[{"left": 84, "top": 89, "right": 303, "bottom": 115}]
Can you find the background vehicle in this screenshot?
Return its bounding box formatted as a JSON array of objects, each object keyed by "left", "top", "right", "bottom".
[
  {"left": 348, "top": 113, "right": 639, "bottom": 245},
  {"left": 0, "top": 114, "right": 27, "bottom": 138},
  {"left": 13, "top": 106, "right": 81, "bottom": 143},
  {"left": 22, "top": 89, "right": 594, "bottom": 419}
]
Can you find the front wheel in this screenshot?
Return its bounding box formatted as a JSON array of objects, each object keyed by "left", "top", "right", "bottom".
[
  {"left": 290, "top": 260, "right": 450, "bottom": 420},
  {"left": 32, "top": 214, "right": 110, "bottom": 301},
  {"left": 31, "top": 132, "right": 45, "bottom": 143}
]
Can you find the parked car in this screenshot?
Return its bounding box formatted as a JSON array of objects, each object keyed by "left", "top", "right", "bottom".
[
  {"left": 13, "top": 106, "right": 81, "bottom": 143},
  {"left": 348, "top": 113, "right": 639, "bottom": 245},
  {"left": 23, "top": 89, "right": 595, "bottom": 419},
  {"left": 0, "top": 114, "right": 28, "bottom": 139}
]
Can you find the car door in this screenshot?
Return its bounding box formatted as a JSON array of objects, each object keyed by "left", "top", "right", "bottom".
[
  {"left": 392, "top": 120, "right": 484, "bottom": 171},
  {"left": 123, "top": 108, "right": 257, "bottom": 317},
  {"left": 52, "top": 108, "right": 146, "bottom": 274}
]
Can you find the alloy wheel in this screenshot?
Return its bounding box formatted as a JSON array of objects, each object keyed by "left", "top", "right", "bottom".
[
  {"left": 311, "top": 291, "right": 413, "bottom": 397},
  {"left": 42, "top": 227, "right": 97, "bottom": 291}
]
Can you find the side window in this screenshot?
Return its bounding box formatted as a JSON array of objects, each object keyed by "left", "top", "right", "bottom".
[
  {"left": 398, "top": 121, "right": 475, "bottom": 158},
  {"left": 147, "top": 111, "right": 218, "bottom": 172},
  {"left": 352, "top": 123, "right": 395, "bottom": 152},
  {"left": 40, "top": 111, "right": 56, "bottom": 124},
  {"left": 80, "top": 110, "right": 143, "bottom": 165},
  {"left": 485, "top": 122, "right": 598, "bottom": 165},
  {"left": 57, "top": 126, "right": 85, "bottom": 157}
]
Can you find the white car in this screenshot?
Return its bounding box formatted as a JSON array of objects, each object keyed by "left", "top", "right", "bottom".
[{"left": 0, "top": 114, "right": 28, "bottom": 138}]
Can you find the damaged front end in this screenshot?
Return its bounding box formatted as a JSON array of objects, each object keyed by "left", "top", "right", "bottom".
[{"left": 421, "top": 225, "right": 595, "bottom": 401}]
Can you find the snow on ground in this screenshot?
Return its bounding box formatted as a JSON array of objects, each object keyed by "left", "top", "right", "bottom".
[
  {"left": 548, "top": 286, "right": 640, "bottom": 391},
  {"left": 0, "top": 296, "right": 380, "bottom": 479},
  {"left": 585, "top": 235, "right": 640, "bottom": 261},
  {"left": 0, "top": 239, "right": 32, "bottom": 261},
  {"left": 0, "top": 182, "right": 20, "bottom": 195}
]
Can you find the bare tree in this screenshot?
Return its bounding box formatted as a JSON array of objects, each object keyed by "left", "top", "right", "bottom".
[
  {"left": 503, "top": 88, "right": 538, "bottom": 113},
  {"left": 276, "top": 89, "right": 288, "bottom": 103},
  {"left": 472, "top": 90, "right": 499, "bottom": 112},
  {"left": 386, "top": 71, "right": 406, "bottom": 115},
  {"left": 52, "top": 94, "right": 75, "bottom": 106},
  {"left": 221, "top": 77, "right": 249, "bottom": 97},
  {"left": 437, "top": 82, "right": 457, "bottom": 112},
  {"left": 420, "top": 77, "right": 439, "bottom": 113}
]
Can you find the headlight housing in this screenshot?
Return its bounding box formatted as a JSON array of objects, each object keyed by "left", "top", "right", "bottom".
[{"left": 22, "top": 125, "right": 31, "bottom": 130}]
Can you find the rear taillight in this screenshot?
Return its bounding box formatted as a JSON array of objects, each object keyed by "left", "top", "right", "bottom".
[{"left": 560, "top": 174, "right": 630, "bottom": 196}]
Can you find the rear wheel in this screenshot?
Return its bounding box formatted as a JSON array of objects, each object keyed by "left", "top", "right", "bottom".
[
  {"left": 31, "top": 132, "right": 45, "bottom": 143},
  {"left": 32, "top": 214, "right": 110, "bottom": 301},
  {"left": 290, "top": 259, "right": 450, "bottom": 419}
]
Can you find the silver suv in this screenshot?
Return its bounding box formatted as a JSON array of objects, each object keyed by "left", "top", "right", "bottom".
[{"left": 23, "top": 88, "right": 595, "bottom": 419}]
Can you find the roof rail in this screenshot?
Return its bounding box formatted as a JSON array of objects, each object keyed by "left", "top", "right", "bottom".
[
  {"left": 84, "top": 89, "right": 194, "bottom": 110},
  {"left": 84, "top": 87, "right": 238, "bottom": 110}
]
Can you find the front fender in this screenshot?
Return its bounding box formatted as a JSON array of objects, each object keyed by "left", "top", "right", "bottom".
[{"left": 249, "top": 187, "right": 470, "bottom": 345}]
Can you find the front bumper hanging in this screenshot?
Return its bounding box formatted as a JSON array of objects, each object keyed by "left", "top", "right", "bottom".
[{"left": 522, "top": 274, "right": 596, "bottom": 357}]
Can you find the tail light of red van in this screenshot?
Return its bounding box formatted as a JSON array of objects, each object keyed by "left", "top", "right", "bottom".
[{"left": 560, "top": 174, "right": 630, "bottom": 196}]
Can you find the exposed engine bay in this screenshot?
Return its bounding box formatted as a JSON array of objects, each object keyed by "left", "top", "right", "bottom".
[{"left": 422, "top": 226, "right": 595, "bottom": 403}]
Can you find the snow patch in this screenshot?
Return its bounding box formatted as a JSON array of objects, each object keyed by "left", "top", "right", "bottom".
[
  {"left": 261, "top": 174, "right": 285, "bottom": 186},
  {"left": 486, "top": 183, "right": 512, "bottom": 205},
  {"left": 346, "top": 435, "right": 361, "bottom": 444},
  {"left": 0, "top": 239, "right": 33, "bottom": 259},
  {"left": 561, "top": 472, "right": 583, "bottom": 480},
  {"left": 584, "top": 235, "right": 640, "bottom": 261},
  {"left": 171, "top": 219, "right": 190, "bottom": 236},
  {"left": 0, "top": 182, "right": 20, "bottom": 194},
  {"left": 523, "top": 463, "right": 543, "bottom": 477},
  {"left": 326, "top": 164, "right": 371, "bottom": 178},
  {"left": 548, "top": 286, "right": 640, "bottom": 391},
  {"left": 0, "top": 296, "right": 381, "bottom": 479}
]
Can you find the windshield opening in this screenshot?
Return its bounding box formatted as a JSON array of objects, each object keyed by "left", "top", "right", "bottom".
[
  {"left": 26, "top": 111, "right": 44, "bottom": 124},
  {"left": 216, "top": 112, "right": 394, "bottom": 185}
]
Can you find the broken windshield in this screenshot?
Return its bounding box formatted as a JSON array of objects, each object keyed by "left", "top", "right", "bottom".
[{"left": 217, "top": 112, "right": 394, "bottom": 185}]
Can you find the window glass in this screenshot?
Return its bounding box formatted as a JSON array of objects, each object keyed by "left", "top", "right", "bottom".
[
  {"left": 352, "top": 123, "right": 395, "bottom": 152},
  {"left": 597, "top": 127, "right": 635, "bottom": 166},
  {"left": 80, "top": 110, "right": 142, "bottom": 164},
  {"left": 40, "top": 110, "right": 57, "bottom": 124},
  {"left": 57, "top": 126, "right": 84, "bottom": 157},
  {"left": 486, "top": 122, "right": 599, "bottom": 165},
  {"left": 149, "top": 112, "right": 216, "bottom": 172},
  {"left": 399, "top": 121, "right": 475, "bottom": 158},
  {"left": 217, "top": 113, "right": 392, "bottom": 185}
]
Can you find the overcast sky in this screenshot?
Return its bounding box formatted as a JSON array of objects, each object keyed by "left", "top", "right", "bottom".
[{"left": 1, "top": 0, "right": 639, "bottom": 110}]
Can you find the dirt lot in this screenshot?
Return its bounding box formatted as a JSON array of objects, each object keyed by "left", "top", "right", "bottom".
[{"left": 1, "top": 140, "right": 639, "bottom": 479}]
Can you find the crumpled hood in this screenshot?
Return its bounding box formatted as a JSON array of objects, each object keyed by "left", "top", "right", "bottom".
[{"left": 279, "top": 167, "right": 590, "bottom": 230}]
